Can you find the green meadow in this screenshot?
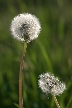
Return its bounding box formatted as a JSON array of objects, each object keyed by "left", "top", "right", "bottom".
[{"left": 0, "top": 0, "right": 72, "bottom": 108}]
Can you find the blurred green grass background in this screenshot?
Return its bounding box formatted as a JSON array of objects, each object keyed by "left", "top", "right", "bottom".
[{"left": 0, "top": 0, "right": 72, "bottom": 108}]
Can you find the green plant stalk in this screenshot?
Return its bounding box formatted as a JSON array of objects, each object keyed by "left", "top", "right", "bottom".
[
  {"left": 66, "top": 96, "right": 72, "bottom": 108},
  {"left": 19, "top": 41, "right": 27, "bottom": 108},
  {"left": 53, "top": 95, "right": 60, "bottom": 108}
]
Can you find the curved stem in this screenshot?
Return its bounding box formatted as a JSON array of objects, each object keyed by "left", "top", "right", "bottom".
[
  {"left": 19, "top": 42, "right": 27, "bottom": 108},
  {"left": 53, "top": 95, "right": 60, "bottom": 108}
]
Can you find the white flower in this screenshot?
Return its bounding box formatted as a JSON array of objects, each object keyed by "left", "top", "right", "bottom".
[
  {"left": 38, "top": 72, "right": 66, "bottom": 96},
  {"left": 10, "top": 13, "right": 41, "bottom": 42}
]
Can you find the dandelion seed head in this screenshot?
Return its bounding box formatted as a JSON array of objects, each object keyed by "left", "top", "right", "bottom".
[
  {"left": 10, "top": 13, "right": 41, "bottom": 42},
  {"left": 38, "top": 72, "right": 66, "bottom": 96}
]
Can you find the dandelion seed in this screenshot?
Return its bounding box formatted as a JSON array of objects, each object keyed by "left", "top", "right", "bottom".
[
  {"left": 38, "top": 72, "right": 66, "bottom": 96},
  {"left": 10, "top": 13, "right": 41, "bottom": 42}
]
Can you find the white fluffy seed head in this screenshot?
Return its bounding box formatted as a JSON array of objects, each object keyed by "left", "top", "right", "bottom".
[
  {"left": 38, "top": 72, "right": 66, "bottom": 96},
  {"left": 10, "top": 13, "right": 41, "bottom": 42}
]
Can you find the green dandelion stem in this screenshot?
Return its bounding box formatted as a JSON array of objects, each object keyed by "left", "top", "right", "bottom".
[{"left": 19, "top": 41, "right": 27, "bottom": 108}]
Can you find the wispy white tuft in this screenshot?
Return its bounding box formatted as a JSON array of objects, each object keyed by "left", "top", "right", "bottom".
[
  {"left": 10, "top": 13, "right": 41, "bottom": 42},
  {"left": 38, "top": 72, "right": 66, "bottom": 96}
]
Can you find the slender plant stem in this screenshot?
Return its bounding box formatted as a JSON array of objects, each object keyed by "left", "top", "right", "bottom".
[
  {"left": 19, "top": 41, "right": 27, "bottom": 108},
  {"left": 53, "top": 95, "right": 60, "bottom": 108}
]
